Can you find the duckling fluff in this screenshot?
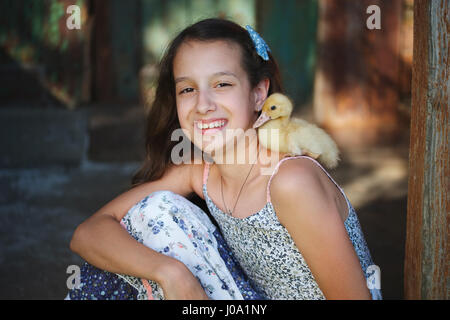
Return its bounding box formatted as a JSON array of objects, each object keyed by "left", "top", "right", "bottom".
[{"left": 253, "top": 93, "right": 340, "bottom": 169}]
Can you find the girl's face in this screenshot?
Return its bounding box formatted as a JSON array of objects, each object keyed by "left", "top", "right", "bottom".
[{"left": 173, "top": 40, "right": 268, "bottom": 154}]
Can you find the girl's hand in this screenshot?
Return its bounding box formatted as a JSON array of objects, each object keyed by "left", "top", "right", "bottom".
[{"left": 158, "top": 260, "right": 209, "bottom": 300}]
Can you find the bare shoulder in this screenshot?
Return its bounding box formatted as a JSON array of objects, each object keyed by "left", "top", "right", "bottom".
[
  {"left": 269, "top": 157, "right": 336, "bottom": 223},
  {"left": 270, "top": 157, "right": 326, "bottom": 195}
]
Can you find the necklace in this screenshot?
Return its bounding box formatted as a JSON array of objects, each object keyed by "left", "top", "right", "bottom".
[{"left": 220, "top": 149, "right": 259, "bottom": 217}]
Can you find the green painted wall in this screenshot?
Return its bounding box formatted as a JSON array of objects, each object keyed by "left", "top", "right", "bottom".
[
  {"left": 140, "top": 0, "right": 256, "bottom": 64},
  {"left": 258, "top": 0, "right": 318, "bottom": 110},
  {"left": 108, "top": 0, "right": 140, "bottom": 101}
]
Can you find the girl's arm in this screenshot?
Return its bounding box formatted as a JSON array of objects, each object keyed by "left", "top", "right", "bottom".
[
  {"left": 270, "top": 159, "right": 371, "bottom": 300},
  {"left": 70, "top": 163, "right": 209, "bottom": 299}
]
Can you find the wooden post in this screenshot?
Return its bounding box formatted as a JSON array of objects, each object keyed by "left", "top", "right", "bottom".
[
  {"left": 93, "top": 0, "right": 140, "bottom": 104},
  {"left": 404, "top": 0, "right": 449, "bottom": 299}
]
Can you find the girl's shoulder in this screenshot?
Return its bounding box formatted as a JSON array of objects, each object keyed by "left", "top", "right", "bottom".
[
  {"left": 269, "top": 157, "right": 326, "bottom": 197},
  {"left": 269, "top": 156, "right": 348, "bottom": 222}
]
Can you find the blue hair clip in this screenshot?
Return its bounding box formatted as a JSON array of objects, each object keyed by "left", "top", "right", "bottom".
[{"left": 245, "top": 25, "right": 271, "bottom": 61}]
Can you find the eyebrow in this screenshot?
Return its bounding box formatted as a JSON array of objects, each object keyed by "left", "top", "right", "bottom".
[{"left": 174, "top": 71, "right": 238, "bottom": 84}]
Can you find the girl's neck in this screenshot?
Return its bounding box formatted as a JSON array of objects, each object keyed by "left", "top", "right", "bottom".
[
  {"left": 210, "top": 133, "right": 281, "bottom": 189},
  {"left": 211, "top": 133, "right": 260, "bottom": 189}
]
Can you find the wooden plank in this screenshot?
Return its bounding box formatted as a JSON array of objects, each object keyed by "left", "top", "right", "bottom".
[
  {"left": 93, "top": 0, "right": 114, "bottom": 103},
  {"left": 404, "top": 0, "right": 449, "bottom": 299},
  {"left": 109, "top": 0, "right": 140, "bottom": 102},
  {"left": 0, "top": 0, "right": 91, "bottom": 108},
  {"left": 313, "top": 0, "right": 403, "bottom": 148}
]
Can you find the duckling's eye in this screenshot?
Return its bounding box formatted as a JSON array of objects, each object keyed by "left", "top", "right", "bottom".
[{"left": 270, "top": 105, "right": 277, "bottom": 110}]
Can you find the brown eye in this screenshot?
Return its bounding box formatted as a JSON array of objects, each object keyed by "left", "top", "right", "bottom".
[
  {"left": 180, "top": 88, "right": 194, "bottom": 94},
  {"left": 271, "top": 105, "right": 276, "bottom": 110},
  {"left": 216, "top": 83, "right": 232, "bottom": 88}
]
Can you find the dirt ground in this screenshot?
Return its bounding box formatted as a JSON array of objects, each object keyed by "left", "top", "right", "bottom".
[{"left": 0, "top": 106, "right": 410, "bottom": 300}]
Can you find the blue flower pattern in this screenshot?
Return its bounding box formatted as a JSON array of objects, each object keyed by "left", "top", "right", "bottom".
[{"left": 68, "top": 190, "right": 262, "bottom": 300}]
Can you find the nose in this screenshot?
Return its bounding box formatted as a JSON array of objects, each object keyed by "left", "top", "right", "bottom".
[{"left": 196, "top": 89, "right": 216, "bottom": 114}]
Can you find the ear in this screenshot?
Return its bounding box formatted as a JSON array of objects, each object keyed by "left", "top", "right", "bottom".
[{"left": 253, "top": 78, "right": 270, "bottom": 112}]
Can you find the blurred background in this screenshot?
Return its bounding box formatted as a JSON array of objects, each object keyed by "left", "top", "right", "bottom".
[{"left": 0, "top": 0, "right": 413, "bottom": 299}]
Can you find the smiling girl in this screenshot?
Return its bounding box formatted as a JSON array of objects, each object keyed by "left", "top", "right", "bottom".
[{"left": 69, "top": 18, "right": 381, "bottom": 300}]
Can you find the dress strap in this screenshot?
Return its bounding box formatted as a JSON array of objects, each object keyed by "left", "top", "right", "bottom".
[
  {"left": 203, "top": 162, "right": 212, "bottom": 186},
  {"left": 266, "top": 155, "right": 346, "bottom": 203}
]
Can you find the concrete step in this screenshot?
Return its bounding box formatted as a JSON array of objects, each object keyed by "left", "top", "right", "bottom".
[
  {"left": 87, "top": 104, "right": 146, "bottom": 162},
  {"left": 0, "top": 104, "right": 147, "bottom": 168},
  {"left": 0, "top": 107, "right": 88, "bottom": 168}
]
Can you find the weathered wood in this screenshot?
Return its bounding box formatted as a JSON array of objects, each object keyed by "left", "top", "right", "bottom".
[
  {"left": 0, "top": 0, "right": 91, "bottom": 108},
  {"left": 313, "top": 0, "right": 403, "bottom": 148},
  {"left": 92, "top": 0, "right": 113, "bottom": 103},
  {"left": 404, "top": 0, "right": 449, "bottom": 300}
]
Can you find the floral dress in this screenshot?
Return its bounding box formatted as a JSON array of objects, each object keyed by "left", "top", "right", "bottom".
[
  {"left": 202, "top": 155, "right": 383, "bottom": 300},
  {"left": 67, "top": 190, "right": 263, "bottom": 300}
]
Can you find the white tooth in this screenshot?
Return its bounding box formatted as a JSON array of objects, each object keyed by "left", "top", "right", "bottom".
[
  {"left": 209, "top": 123, "right": 215, "bottom": 129},
  {"left": 202, "top": 123, "right": 208, "bottom": 129},
  {"left": 214, "top": 122, "right": 219, "bottom": 128}
]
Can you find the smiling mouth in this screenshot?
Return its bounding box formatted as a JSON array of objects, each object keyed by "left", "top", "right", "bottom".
[{"left": 195, "top": 119, "right": 227, "bottom": 131}]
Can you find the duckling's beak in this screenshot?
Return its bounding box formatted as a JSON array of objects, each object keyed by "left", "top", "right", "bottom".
[{"left": 253, "top": 111, "right": 271, "bottom": 129}]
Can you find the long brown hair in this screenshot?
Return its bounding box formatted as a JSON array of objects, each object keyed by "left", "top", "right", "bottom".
[{"left": 131, "top": 18, "right": 284, "bottom": 188}]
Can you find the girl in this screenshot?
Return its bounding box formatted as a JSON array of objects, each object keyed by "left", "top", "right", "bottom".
[{"left": 69, "top": 18, "right": 382, "bottom": 300}]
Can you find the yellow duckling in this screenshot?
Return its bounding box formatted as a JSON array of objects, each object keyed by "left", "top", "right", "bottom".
[{"left": 253, "top": 93, "right": 340, "bottom": 169}]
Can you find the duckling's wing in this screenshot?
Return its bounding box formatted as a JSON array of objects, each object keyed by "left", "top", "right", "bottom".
[
  {"left": 290, "top": 117, "right": 310, "bottom": 127},
  {"left": 287, "top": 138, "right": 303, "bottom": 155},
  {"left": 287, "top": 123, "right": 325, "bottom": 154}
]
